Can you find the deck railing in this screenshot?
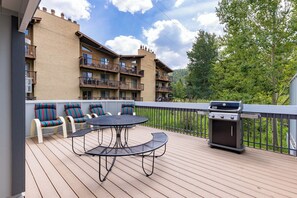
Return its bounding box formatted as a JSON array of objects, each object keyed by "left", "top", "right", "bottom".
[
  {"left": 25, "top": 44, "right": 36, "bottom": 59},
  {"left": 79, "top": 57, "right": 119, "bottom": 73},
  {"left": 120, "top": 67, "right": 144, "bottom": 77},
  {"left": 119, "top": 81, "right": 144, "bottom": 91},
  {"left": 135, "top": 102, "right": 297, "bottom": 156},
  {"left": 79, "top": 77, "right": 119, "bottom": 89},
  {"left": 156, "top": 74, "right": 172, "bottom": 81},
  {"left": 156, "top": 86, "right": 172, "bottom": 92}
]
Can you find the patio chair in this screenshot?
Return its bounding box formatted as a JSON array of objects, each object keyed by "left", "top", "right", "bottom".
[
  {"left": 118, "top": 103, "right": 136, "bottom": 142},
  {"left": 89, "top": 104, "right": 112, "bottom": 118},
  {"left": 118, "top": 103, "right": 136, "bottom": 115},
  {"left": 64, "top": 103, "right": 91, "bottom": 133},
  {"left": 89, "top": 104, "right": 113, "bottom": 145},
  {"left": 31, "top": 103, "right": 67, "bottom": 144}
]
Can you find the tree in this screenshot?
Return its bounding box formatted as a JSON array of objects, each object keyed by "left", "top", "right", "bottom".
[
  {"left": 215, "top": 0, "right": 297, "bottom": 148},
  {"left": 172, "top": 79, "right": 186, "bottom": 100},
  {"left": 186, "top": 30, "right": 218, "bottom": 99},
  {"left": 214, "top": 0, "right": 297, "bottom": 104}
]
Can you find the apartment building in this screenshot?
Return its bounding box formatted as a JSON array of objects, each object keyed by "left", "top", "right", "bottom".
[{"left": 25, "top": 7, "right": 173, "bottom": 101}]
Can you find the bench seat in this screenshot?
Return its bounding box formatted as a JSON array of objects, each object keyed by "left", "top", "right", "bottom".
[
  {"left": 86, "top": 132, "right": 168, "bottom": 157},
  {"left": 67, "top": 128, "right": 93, "bottom": 138}
]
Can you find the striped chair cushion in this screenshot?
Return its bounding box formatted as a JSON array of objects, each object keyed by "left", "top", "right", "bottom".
[
  {"left": 64, "top": 104, "right": 84, "bottom": 118},
  {"left": 40, "top": 120, "right": 63, "bottom": 127},
  {"left": 73, "top": 117, "right": 88, "bottom": 123},
  {"left": 90, "top": 104, "right": 105, "bottom": 116},
  {"left": 35, "top": 103, "right": 57, "bottom": 121},
  {"left": 121, "top": 104, "right": 134, "bottom": 115}
]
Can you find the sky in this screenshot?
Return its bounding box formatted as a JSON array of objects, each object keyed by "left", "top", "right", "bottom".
[{"left": 40, "top": 0, "right": 223, "bottom": 70}]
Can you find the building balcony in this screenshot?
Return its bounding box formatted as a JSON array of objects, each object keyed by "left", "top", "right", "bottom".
[
  {"left": 79, "top": 77, "right": 119, "bottom": 89},
  {"left": 25, "top": 44, "right": 36, "bottom": 59},
  {"left": 26, "top": 70, "right": 37, "bottom": 85},
  {"left": 156, "top": 74, "right": 172, "bottom": 82},
  {"left": 156, "top": 86, "right": 172, "bottom": 93},
  {"left": 120, "top": 67, "right": 144, "bottom": 77},
  {"left": 78, "top": 96, "right": 119, "bottom": 100},
  {"left": 119, "top": 82, "right": 144, "bottom": 91},
  {"left": 79, "top": 57, "right": 119, "bottom": 73}
]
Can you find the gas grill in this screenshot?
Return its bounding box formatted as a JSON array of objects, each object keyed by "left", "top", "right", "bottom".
[{"left": 208, "top": 101, "right": 245, "bottom": 153}]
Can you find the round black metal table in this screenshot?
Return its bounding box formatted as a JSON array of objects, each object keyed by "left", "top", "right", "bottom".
[
  {"left": 87, "top": 115, "right": 148, "bottom": 147},
  {"left": 86, "top": 115, "right": 148, "bottom": 181}
]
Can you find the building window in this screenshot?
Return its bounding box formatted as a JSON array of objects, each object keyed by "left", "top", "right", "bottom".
[
  {"left": 83, "top": 53, "right": 92, "bottom": 65},
  {"left": 131, "top": 78, "right": 137, "bottom": 89},
  {"left": 132, "top": 92, "right": 138, "bottom": 100},
  {"left": 120, "top": 76, "right": 126, "bottom": 82},
  {"left": 83, "top": 90, "right": 92, "bottom": 100},
  {"left": 82, "top": 72, "right": 93, "bottom": 79},
  {"left": 120, "top": 61, "right": 126, "bottom": 68},
  {"left": 120, "top": 91, "right": 126, "bottom": 99},
  {"left": 82, "top": 45, "right": 92, "bottom": 52},
  {"left": 100, "top": 58, "right": 109, "bottom": 65},
  {"left": 101, "top": 90, "right": 110, "bottom": 98},
  {"left": 101, "top": 73, "right": 109, "bottom": 81}
]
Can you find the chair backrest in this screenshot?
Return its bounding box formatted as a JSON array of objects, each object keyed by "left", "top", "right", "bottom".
[
  {"left": 89, "top": 104, "right": 105, "bottom": 116},
  {"left": 64, "top": 104, "right": 84, "bottom": 118},
  {"left": 35, "top": 103, "right": 57, "bottom": 121},
  {"left": 121, "top": 103, "right": 134, "bottom": 115}
]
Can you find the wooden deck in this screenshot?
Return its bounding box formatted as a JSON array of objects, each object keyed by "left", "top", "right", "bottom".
[{"left": 26, "top": 126, "right": 297, "bottom": 198}]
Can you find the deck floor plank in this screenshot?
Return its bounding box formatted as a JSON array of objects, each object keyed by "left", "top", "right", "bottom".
[
  {"left": 25, "top": 161, "right": 42, "bottom": 198},
  {"left": 26, "top": 126, "right": 297, "bottom": 198},
  {"left": 25, "top": 143, "right": 60, "bottom": 198}
]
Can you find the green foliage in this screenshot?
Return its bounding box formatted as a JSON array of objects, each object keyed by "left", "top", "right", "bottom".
[
  {"left": 171, "top": 69, "right": 188, "bottom": 84},
  {"left": 172, "top": 79, "right": 186, "bottom": 99},
  {"left": 186, "top": 30, "right": 218, "bottom": 100},
  {"left": 214, "top": 0, "right": 297, "bottom": 104}
]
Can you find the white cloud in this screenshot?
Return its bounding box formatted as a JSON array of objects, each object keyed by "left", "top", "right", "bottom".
[
  {"left": 40, "top": 0, "right": 92, "bottom": 20},
  {"left": 109, "top": 0, "right": 153, "bottom": 14},
  {"left": 143, "top": 20, "right": 196, "bottom": 69},
  {"left": 174, "top": 0, "right": 185, "bottom": 8},
  {"left": 105, "top": 35, "right": 143, "bottom": 54},
  {"left": 196, "top": 12, "right": 223, "bottom": 35}
]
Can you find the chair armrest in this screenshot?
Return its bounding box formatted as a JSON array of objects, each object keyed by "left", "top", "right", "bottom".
[
  {"left": 91, "top": 113, "right": 98, "bottom": 118},
  {"left": 57, "top": 116, "right": 66, "bottom": 124},
  {"left": 118, "top": 112, "right": 121, "bottom": 115},
  {"left": 106, "top": 112, "right": 112, "bottom": 116},
  {"left": 85, "top": 114, "right": 92, "bottom": 119},
  {"left": 66, "top": 115, "right": 74, "bottom": 123}
]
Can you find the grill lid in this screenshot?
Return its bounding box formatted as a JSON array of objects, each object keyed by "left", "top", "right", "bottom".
[{"left": 209, "top": 101, "right": 243, "bottom": 112}]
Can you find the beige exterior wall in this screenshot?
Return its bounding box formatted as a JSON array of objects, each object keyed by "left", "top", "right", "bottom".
[
  {"left": 33, "top": 9, "right": 80, "bottom": 100},
  {"left": 138, "top": 48, "right": 156, "bottom": 101}
]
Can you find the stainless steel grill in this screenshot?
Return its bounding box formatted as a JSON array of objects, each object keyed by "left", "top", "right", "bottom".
[{"left": 208, "top": 101, "right": 245, "bottom": 153}]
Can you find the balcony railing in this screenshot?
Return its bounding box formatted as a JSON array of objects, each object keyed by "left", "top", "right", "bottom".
[
  {"left": 25, "top": 44, "right": 36, "bottom": 59},
  {"left": 79, "top": 77, "right": 119, "bottom": 89},
  {"left": 26, "top": 70, "right": 37, "bottom": 84},
  {"left": 78, "top": 96, "right": 119, "bottom": 100},
  {"left": 156, "top": 86, "right": 172, "bottom": 92},
  {"left": 119, "top": 97, "right": 143, "bottom": 101},
  {"left": 119, "top": 82, "right": 144, "bottom": 91},
  {"left": 156, "top": 74, "right": 172, "bottom": 81},
  {"left": 135, "top": 102, "right": 297, "bottom": 156},
  {"left": 79, "top": 57, "right": 119, "bottom": 73},
  {"left": 120, "top": 67, "right": 144, "bottom": 77}
]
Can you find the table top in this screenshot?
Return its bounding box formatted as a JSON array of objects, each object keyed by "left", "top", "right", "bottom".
[{"left": 86, "top": 115, "right": 148, "bottom": 126}]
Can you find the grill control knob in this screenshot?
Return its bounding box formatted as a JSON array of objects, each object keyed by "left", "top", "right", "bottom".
[
  {"left": 212, "top": 115, "right": 215, "bottom": 118},
  {"left": 220, "top": 115, "right": 224, "bottom": 119},
  {"left": 231, "top": 116, "right": 234, "bottom": 119}
]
